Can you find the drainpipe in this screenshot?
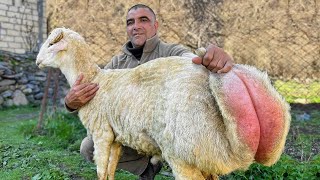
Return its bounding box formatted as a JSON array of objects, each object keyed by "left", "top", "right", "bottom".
[{"left": 37, "top": 0, "right": 44, "bottom": 52}]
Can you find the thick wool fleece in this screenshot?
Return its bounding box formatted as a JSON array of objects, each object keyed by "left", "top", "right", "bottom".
[{"left": 36, "top": 28, "right": 291, "bottom": 180}]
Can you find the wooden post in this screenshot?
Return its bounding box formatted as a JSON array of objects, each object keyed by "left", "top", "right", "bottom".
[{"left": 36, "top": 68, "right": 52, "bottom": 131}]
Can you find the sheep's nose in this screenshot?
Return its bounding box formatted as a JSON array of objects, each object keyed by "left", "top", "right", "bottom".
[{"left": 36, "top": 61, "right": 41, "bottom": 66}]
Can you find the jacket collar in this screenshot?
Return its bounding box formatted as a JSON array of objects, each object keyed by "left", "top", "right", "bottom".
[{"left": 122, "top": 34, "right": 160, "bottom": 55}]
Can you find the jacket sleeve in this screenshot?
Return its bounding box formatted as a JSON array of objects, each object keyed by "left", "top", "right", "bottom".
[
  {"left": 161, "top": 43, "right": 197, "bottom": 58},
  {"left": 167, "top": 44, "right": 191, "bottom": 56},
  {"left": 104, "top": 56, "right": 119, "bottom": 69}
]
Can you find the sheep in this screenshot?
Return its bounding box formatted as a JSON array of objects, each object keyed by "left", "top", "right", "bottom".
[{"left": 36, "top": 27, "right": 291, "bottom": 180}]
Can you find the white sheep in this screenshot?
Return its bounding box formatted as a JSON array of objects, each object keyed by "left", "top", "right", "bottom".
[{"left": 36, "top": 28, "right": 291, "bottom": 180}]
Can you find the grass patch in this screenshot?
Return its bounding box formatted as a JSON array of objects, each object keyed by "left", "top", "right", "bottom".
[
  {"left": 0, "top": 106, "right": 96, "bottom": 179},
  {"left": 0, "top": 106, "right": 172, "bottom": 179},
  {"left": 0, "top": 105, "right": 319, "bottom": 179},
  {"left": 274, "top": 80, "right": 320, "bottom": 103},
  {"left": 221, "top": 154, "right": 320, "bottom": 179}
]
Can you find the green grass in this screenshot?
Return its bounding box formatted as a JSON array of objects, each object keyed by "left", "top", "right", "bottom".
[
  {"left": 0, "top": 106, "right": 97, "bottom": 180},
  {"left": 0, "top": 105, "right": 319, "bottom": 179},
  {"left": 274, "top": 80, "right": 320, "bottom": 103},
  {"left": 221, "top": 155, "right": 320, "bottom": 179},
  {"left": 0, "top": 106, "right": 172, "bottom": 180}
]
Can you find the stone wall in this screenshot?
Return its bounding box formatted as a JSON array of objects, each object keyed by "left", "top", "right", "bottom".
[
  {"left": 0, "top": 0, "right": 47, "bottom": 54},
  {"left": 0, "top": 51, "right": 68, "bottom": 108}
]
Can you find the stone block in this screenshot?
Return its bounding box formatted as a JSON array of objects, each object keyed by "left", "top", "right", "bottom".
[
  {"left": 14, "top": 36, "right": 24, "bottom": 43},
  {"left": 32, "top": 86, "right": 40, "bottom": 93},
  {"left": 8, "top": 6, "right": 18, "bottom": 12},
  {"left": 2, "top": 72, "right": 23, "bottom": 79},
  {"left": 2, "top": 22, "right": 13, "bottom": 29},
  {"left": 15, "top": 0, "right": 22, "bottom": 6},
  {"left": 27, "top": 75, "right": 36, "bottom": 81},
  {"left": 26, "top": 14, "right": 34, "bottom": 20},
  {"left": 35, "top": 71, "right": 46, "bottom": 77},
  {"left": 3, "top": 99, "right": 13, "bottom": 107},
  {"left": 19, "top": 84, "right": 27, "bottom": 90},
  {"left": 14, "top": 49, "right": 25, "bottom": 54},
  {"left": 1, "top": 90, "right": 13, "bottom": 98},
  {"left": 27, "top": 94, "right": 34, "bottom": 102},
  {"left": 34, "top": 76, "right": 46, "bottom": 81},
  {"left": 22, "top": 88, "right": 32, "bottom": 94},
  {"left": 0, "top": 79, "right": 16, "bottom": 86},
  {"left": 0, "top": 15, "right": 8, "bottom": 22},
  {"left": 0, "top": 28, "right": 7, "bottom": 35},
  {"left": 17, "top": 25, "right": 27, "bottom": 31},
  {"left": 9, "top": 17, "right": 21, "bottom": 24},
  {"left": 8, "top": 42, "right": 21, "bottom": 49},
  {"left": 34, "top": 92, "right": 43, "bottom": 100},
  {"left": 14, "top": 24, "right": 22, "bottom": 30},
  {"left": 0, "top": 47, "right": 11, "bottom": 52},
  {"left": 9, "top": 85, "right": 15, "bottom": 90},
  {"left": 0, "top": 85, "right": 9, "bottom": 93},
  {"left": 13, "top": 89, "right": 28, "bottom": 106},
  {"left": 7, "top": 29, "right": 19, "bottom": 36},
  {"left": 3, "top": 35, "right": 14, "bottom": 42},
  {"left": 19, "top": 7, "right": 31, "bottom": 14},
  {"left": 24, "top": 20, "right": 34, "bottom": 26},
  {"left": 0, "top": 9, "right": 6, "bottom": 16},
  {"left": 29, "top": 80, "right": 40, "bottom": 85},
  {"left": 0, "top": 1, "right": 13, "bottom": 6},
  {"left": 0, "top": 3, "right": 9, "bottom": 10},
  {"left": 0, "top": 41, "right": 8, "bottom": 48},
  {"left": 7, "top": 11, "right": 18, "bottom": 18},
  {"left": 26, "top": 83, "right": 35, "bottom": 89}
]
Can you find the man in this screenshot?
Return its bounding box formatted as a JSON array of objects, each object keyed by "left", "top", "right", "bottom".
[{"left": 65, "top": 4, "right": 233, "bottom": 180}]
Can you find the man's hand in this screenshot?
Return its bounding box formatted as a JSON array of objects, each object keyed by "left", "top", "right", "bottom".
[
  {"left": 192, "top": 44, "right": 233, "bottom": 73},
  {"left": 65, "top": 74, "right": 99, "bottom": 110}
]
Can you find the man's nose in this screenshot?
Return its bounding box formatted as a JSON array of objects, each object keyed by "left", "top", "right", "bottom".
[{"left": 133, "top": 22, "right": 141, "bottom": 30}]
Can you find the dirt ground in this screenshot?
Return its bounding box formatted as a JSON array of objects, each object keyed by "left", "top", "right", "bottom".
[{"left": 284, "top": 103, "right": 320, "bottom": 161}]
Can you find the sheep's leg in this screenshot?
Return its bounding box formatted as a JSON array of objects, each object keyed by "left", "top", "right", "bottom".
[
  {"left": 201, "top": 172, "right": 219, "bottom": 180},
  {"left": 92, "top": 128, "right": 115, "bottom": 180},
  {"left": 165, "top": 158, "right": 205, "bottom": 180},
  {"left": 107, "top": 142, "right": 122, "bottom": 180}
]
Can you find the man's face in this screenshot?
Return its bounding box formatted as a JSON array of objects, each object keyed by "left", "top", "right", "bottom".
[{"left": 126, "top": 8, "right": 158, "bottom": 48}]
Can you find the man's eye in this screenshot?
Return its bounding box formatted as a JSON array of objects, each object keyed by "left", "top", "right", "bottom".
[{"left": 127, "top": 21, "right": 133, "bottom": 25}]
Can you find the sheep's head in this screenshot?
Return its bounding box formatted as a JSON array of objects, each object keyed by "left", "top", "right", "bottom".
[{"left": 36, "top": 27, "right": 85, "bottom": 69}]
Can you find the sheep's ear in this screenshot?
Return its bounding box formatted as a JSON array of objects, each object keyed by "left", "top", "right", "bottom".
[
  {"left": 49, "top": 30, "right": 64, "bottom": 46},
  {"left": 48, "top": 30, "right": 67, "bottom": 52}
]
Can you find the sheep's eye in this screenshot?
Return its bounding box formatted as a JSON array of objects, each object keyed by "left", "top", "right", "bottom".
[{"left": 48, "top": 43, "right": 54, "bottom": 47}]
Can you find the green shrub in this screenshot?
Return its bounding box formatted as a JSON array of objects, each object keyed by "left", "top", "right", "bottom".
[{"left": 42, "top": 111, "right": 87, "bottom": 149}]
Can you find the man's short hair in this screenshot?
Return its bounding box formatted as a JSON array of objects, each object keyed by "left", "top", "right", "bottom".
[{"left": 128, "top": 4, "right": 156, "bottom": 20}]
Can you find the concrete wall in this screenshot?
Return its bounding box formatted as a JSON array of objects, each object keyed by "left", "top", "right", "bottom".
[{"left": 0, "top": 0, "right": 46, "bottom": 54}]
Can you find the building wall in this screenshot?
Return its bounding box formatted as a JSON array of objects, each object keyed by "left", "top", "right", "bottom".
[{"left": 0, "top": 0, "right": 46, "bottom": 54}]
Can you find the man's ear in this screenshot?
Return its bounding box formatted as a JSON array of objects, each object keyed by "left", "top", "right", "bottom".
[{"left": 154, "top": 20, "right": 159, "bottom": 31}]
